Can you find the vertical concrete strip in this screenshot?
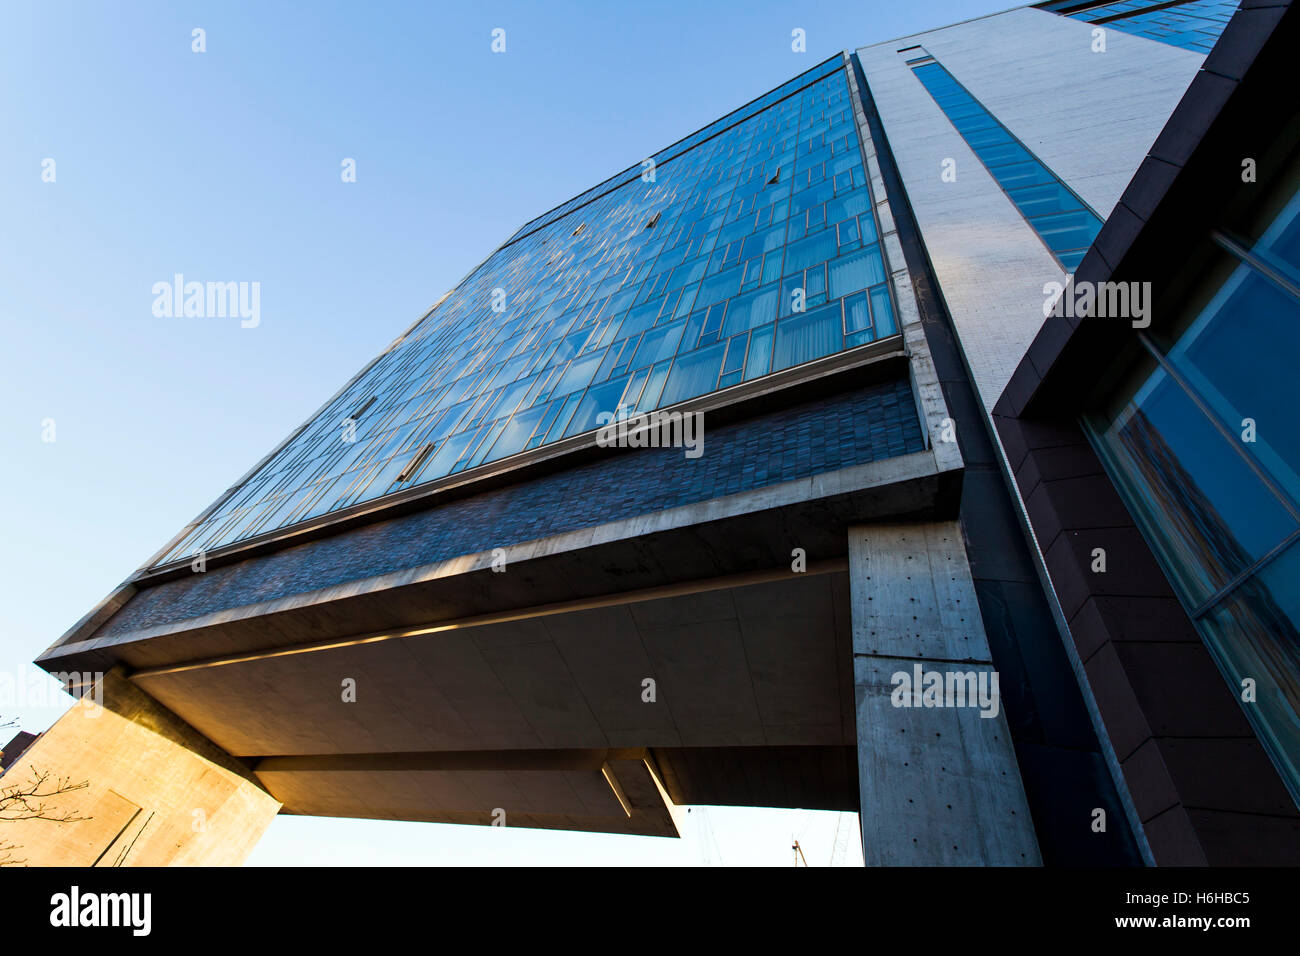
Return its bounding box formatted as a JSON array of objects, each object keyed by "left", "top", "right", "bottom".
[
  {"left": 849, "top": 522, "right": 1040, "bottom": 865},
  {"left": 844, "top": 53, "right": 959, "bottom": 474},
  {"left": 0, "top": 669, "right": 279, "bottom": 866}
]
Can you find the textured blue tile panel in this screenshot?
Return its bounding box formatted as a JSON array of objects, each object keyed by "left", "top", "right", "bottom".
[{"left": 96, "top": 377, "right": 923, "bottom": 639}]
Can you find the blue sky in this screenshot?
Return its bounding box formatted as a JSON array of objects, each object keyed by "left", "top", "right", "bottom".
[{"left": 1, "top": 0, "right": 999, "bottom": 865}]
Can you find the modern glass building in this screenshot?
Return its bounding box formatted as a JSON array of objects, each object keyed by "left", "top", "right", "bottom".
[
  {"left": 152, "top": 57, "right": 903, "bottom": 565},
  {"left": 15, "top": 0, "right": 1300, "bottom": 867}
]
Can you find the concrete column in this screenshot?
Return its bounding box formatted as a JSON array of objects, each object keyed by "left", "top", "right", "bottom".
[
  {"left": 850, "top": 522, "right": 1040, "bottom": 865},
  {"left": 0, "top": 668, "right": 279, "bottom": 866}
]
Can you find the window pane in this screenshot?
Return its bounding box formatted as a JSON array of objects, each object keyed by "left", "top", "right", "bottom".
[
  {"left": 869, "top": 284, "right": 896, "bottom": 338},
  {"left": 721, "top": 284, "right": 779, "bottom": 338},
  {"left": 660, "top": 342, "right": 726, "bottom": 407},
  {"left": 844, "top": 291, "right": 871, "bottom": 335},
  {"left": 1165, "top": 262, "right": 1300, "bottom": 509},
  {"left": 1257, "top": 187, "right": 1300, "bottom": 279},
  {"left": 1202, "top": 539, "right": 1300, "bottom": 806},
  {"left": 828, "top": 245, "right": 886, "bottom": 299},
  {"left": 784, "top": 229, "right": 837, "bottom": 273},
  {"left": 773, "top": 302, "right": 842, "bottom": 372},
  {"left": 630, "top": 319, "right": 686, "bottom": 370},
  {"left": 1088, "top": 358, "right": 1299, "bottom": 606},
  {"left": 563, "top": 376, "right": 631, "bottom": 437},
  {"left": 484, "top": 403, "right": 548, "bottom": 463},
  {"left": 745, "top": 324, "right": 774, "bottom": 380}
]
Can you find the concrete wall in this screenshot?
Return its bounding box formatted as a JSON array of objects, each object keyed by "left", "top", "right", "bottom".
[
  {"left": 857, "top": 7, "right": 1202, "bottom": 408},
  {"left": 0, "top": 670, "right": 279, "bottom": 866},
  {"left": 850, "top": 522, "right": 1040, "bottom": 865}
]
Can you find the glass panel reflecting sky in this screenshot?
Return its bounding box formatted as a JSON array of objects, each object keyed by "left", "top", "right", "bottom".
[
  {"left": 155, "top": 55, "right": 902, "bottom": 566},
  {"left": 909, "top": 54, "right": 1102, "bottom": 271},
  {"left": 1083, "top": 175, "right": 1300, "bottom": 805},
  {"left": 1038, "top": 0, "right": 1239, "bottom": 54}
]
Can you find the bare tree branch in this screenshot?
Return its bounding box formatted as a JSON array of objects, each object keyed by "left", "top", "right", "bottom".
[
  {"left": 0, "top": 840, "right": 24, "bottom": 867},
  {"left": 0, "top": 769, "right": 90, "bottom": 824},
  {"left": 0, "top": 716, "right": 91, "bottom": 866}
]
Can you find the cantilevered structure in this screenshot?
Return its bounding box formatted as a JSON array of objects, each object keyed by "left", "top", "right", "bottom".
[{"left": 11, "top": 0, "right": 1299, "bottom": 866}]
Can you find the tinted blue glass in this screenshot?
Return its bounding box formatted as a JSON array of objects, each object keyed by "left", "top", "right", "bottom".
[
  {"left": 785, "top": 229, "right": 837, "bottom": 273},
  {"left": 722, "top": 334, "right": 748, "bottom": 375},
  {"left": 844, "top": 292, "right": 871, "bottom": 334},
  {"left": 911, "top": 57, "right": 1103, "bottom": 268},
  {"left": 659, "top": 341, "right": 727, "bottom": 407},
  {"left": 773, "top": 301, "right": 843, "bottom": 371},
  {"left": 1165, "top": 261, "right": 1300, "bottom": 509},
  {"left": 721, "top": 285, "right": 779, "bottom": 338},
  {"left": 630, "top": 320, "right": 687, "bottom": 370},
  {"left": 995, "top": 161, "right": 1056, "bottom": 192},
  {"left": 973, "top": 141, "right": 1033, "bottom": 169},
  {"left": 154, "top": 58, "right": 905, "bottom": 565},
  {"left": 828, "top": 246, "right": 886, "bottom": 299},
  {"left": 565, "top": 376, "right": 632, "bottom": 437},
  {"left": 744, "top": 324, "right": 775, "bottom": 380},
  {"left": 1255, "top": 187, "right": 1300, "bottom": 282},
  {"left": 869, "top": 285, "right": 896, "bottom": 337},
  {"left": 1202, "top": 539, "right": 1300, "bottom": 803},
  {"left": 1090, "top": 360, "right": 1298, "bottom": 606},
  {"left": 1057, "top": 0, "right": 1240, "bottom": 53},
  {"left": 1058, "top": 249, "right": 1089, "bottom": 271},
  {"left": 1035, "top": 209, "right": 1103, "bottom": 254},
  {"left": 1007, "top": 183, "right": 1084, "bottom": 218}
]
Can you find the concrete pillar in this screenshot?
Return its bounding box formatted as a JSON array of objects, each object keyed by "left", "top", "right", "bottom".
[
  {"left": 0, "top": 668, "right": 279, "bottom": 866},
  {"left": 849, "top": 522, "right": 1041, "bottom": 865}
]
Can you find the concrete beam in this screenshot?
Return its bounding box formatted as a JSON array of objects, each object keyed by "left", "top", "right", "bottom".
[{"left": 254, "top": 748, "right": 683, "bottom": 838}]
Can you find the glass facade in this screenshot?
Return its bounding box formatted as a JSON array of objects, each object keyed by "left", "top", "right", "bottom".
[
  {"left": 906, "top": 52, "right": 1103, "bottom": 271},
  {"left": 154, "top": 55, "right": 903, "bottom": 566},
  {"left": 1085, "top": 171, "right": 1300, "bottom": 805},
  {"left": 1038, "top": 0, "right": 1240, "bottom": 54}
]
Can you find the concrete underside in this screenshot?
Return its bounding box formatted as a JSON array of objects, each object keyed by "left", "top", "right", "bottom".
[
  {"left": 131, "top": 569, "right": 858, "bottom": 837},
  {"left": 132, "top": 570, "right": 855, "bottom": 754}
]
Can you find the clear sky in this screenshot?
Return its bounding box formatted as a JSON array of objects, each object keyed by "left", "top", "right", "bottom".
[{"left": 1, "top": 0, "right": 1001, "bottom": 866}]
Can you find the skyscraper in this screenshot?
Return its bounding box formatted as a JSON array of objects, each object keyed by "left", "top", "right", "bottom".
[{"left": 10, "top": 0, "right": 1297, "bottom": 866}]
